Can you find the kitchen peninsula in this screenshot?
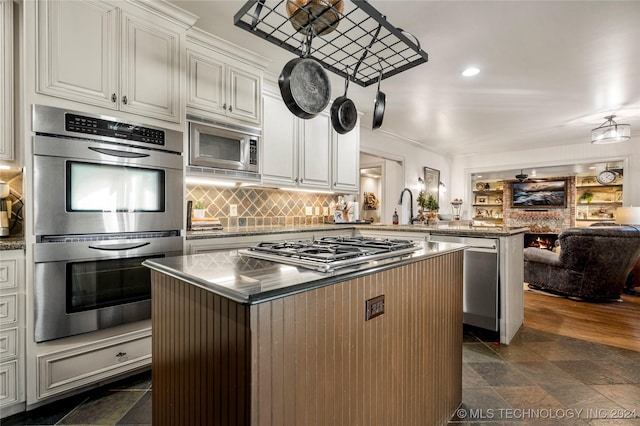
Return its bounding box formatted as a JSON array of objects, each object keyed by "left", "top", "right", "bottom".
[
  {"left": 186, "top": 223, "right": 529, "bottom": 344},
  {"left": 144, "top": 240, "right": 465, "bottom": 425}
]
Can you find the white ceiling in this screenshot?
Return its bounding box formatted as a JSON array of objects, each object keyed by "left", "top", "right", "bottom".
[{"left": 170, "top": 0, "right": 640, "bottom": 157}]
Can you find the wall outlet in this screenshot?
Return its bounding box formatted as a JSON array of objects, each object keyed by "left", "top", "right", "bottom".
[
  {"left": 229, "top": 204, "right": 238, "bottom": 217},
  {"left": 315, "top": 206, "right": 320, "bottom": 216},
  {"left": 365, "top": 295, "right": 385, "bottom": 321},
  {"left": 323, "top": 207, "right": 329, "bottom": 216},
  {"left": 305, "top": 206, "right": 313, "bottom": 216}
]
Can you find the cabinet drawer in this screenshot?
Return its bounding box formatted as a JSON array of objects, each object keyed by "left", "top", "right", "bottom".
[
  {"left": 0, "top": 360, "right": 18, "bottom": 407},
  {"left": 38, "top": 332, "right": 151, "bottom": 399},
  {"left": 0, "top": 295, "right": 17, "bottom": 326},
  {"left": 0, "top": 258, "right": 17, "bottom": 290},
  {"left": 0, "top": 328, "right": 17, "bottom": 358}
]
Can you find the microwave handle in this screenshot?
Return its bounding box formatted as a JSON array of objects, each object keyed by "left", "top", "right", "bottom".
[
  {"left": 89, "top": 147, "right": 150, "bottom": 158},
  {"left": 88, "top": 242, "right": 151, "bottom": 251}
]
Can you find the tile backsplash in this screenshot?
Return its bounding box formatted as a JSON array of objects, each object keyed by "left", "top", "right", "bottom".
[
  {"left": 186, "top": 185, "right": 336, "bottom": 228},
  {"left": 0, "top": 170, "right": 24, "bottom": 236}
]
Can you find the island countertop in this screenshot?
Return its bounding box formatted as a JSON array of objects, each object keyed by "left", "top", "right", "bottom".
[{"left": 143, "top": 240, "right": 466, "bottom": 305}]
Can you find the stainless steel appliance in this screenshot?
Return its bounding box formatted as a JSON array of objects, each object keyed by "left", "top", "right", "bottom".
[
  {"left": 239, "top": 236, "right": 420, "bottom": 272},
  {"left": 32, "top": 104, "right": 184, "bottom": 342},
  {"left": 429, "top": 235, "right": 499, "bottom": 331},
  {"left": 187, "top": 114, "right": 260, "bottom": 179}
]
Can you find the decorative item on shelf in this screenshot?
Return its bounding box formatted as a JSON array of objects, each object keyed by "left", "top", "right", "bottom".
[
  {"left": 484, "top": 182, "right": 490, "bottom": 190},
  {"left": 475, "top": 196, "right": 487, "bottom": 205},
  {"left": 591, "top": 115, "right": 631, "bottom": 144},
  {"left": 193, "top": 200, "right": 206, "bottom": 219},
  {"left": 515, "top": 169, "right": 528, "bottom": 182},
  {"left": 579, "top": 192, "right": 593, "bottom": 203},
  {"left": 363, "top": 192, "right": 379, "bottom": 210},
  {"left": 475, "top": 182, "right": 485, "bottom": 190}
]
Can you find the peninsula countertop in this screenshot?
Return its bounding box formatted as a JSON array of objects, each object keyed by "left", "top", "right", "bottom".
[
  {"left": 186, "top": 223, "right": 530, "bottom": 240},
  {"left": 143, "top": 240, "right": 466, "bottom": 305}
]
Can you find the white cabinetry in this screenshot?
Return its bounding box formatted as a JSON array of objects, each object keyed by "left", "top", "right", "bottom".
[
  {"left": 0, "top": 250, "right": 25, "bottom": 418},
  {"left": 332, "top": 124, "right": 360, "bottom": 193},
  {"left": 36, "top": 329, "right": 150, "bottom": 400},
  {"left": 36, "top": 0, "right": 195, "bottom": 124},
  {"left": 0, "top": 0, "right": 13, "bottom": 161},
  {"left": 262, "top": 91, "right": 348, "bottom": 191},
  {"left": 187, "top": 28, "right": 266, "bottom": 125}
]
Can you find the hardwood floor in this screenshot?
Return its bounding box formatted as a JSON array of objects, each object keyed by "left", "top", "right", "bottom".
[{"left": 524, "top": 285, "right": 640, "bottom": 352}]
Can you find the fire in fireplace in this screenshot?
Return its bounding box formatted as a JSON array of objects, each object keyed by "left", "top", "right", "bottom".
[{"left": 524, "top": 233, "right": 559, "bottom": 251}]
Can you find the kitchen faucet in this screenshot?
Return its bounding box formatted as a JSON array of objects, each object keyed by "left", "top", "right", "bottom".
[{"left": 398, "top": 188, "right": 418, "bottom": 224}]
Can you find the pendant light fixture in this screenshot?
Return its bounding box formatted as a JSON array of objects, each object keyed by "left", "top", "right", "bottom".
[{"left": 591, "top": 115, "right": 631, "bottom": 144}]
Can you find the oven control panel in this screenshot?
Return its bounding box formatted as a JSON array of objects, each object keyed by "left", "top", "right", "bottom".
[{"left": 66, "top": 113, "right": 165, "bottom": 145}]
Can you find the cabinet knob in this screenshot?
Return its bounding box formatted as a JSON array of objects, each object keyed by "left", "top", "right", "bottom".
[
  {"left": 111, "top": 93, "right": 117, "bottom": 103},
  {"left": 223, "top": 103, "right": 227, "bottom": 111},
  {"left": 294, "top": 178, "right": 299, "bottom": 183},
  {"left": 299, "top": 178, "right": 303, "bottom": 183},
  {"left": 228, "top": 105, "right": 233, "bottom": 112},
  {"left": 122, "top": 95, "right": 128, "bottom": 105}
]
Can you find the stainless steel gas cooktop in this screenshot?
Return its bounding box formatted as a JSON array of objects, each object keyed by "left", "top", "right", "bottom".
[{"left": 238, "top": 236, "right": 420, "bottom": 272}]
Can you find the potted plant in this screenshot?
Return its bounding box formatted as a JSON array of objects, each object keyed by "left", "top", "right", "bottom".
[
  {"left": 580, "top": 192, "right": 594, "bottom": 203},
  {"left": 417, "top": 191, "right": 440, "bottom": 224},
  {"left": 193, "top": 200, "right": 206, "bottom": 219}
]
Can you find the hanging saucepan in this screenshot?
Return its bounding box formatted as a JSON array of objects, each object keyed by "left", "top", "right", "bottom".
[
  {"left": 372, "top": 68, "right": 385, "bottom": 129},
  {"left": 278, "top": 30, "right": 331, "bottom": 119},
  {"left": 331, "top": 75, "right": 357, "bottom": 134}
]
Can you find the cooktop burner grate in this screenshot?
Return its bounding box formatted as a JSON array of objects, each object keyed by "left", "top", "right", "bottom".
[{"left": 240, "top": 236, "right": 420, "bottom": 272}]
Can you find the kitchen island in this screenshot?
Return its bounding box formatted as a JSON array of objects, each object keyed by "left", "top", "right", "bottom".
[{"left": 144, "top": 241, "right": 465, "bottom": 425}]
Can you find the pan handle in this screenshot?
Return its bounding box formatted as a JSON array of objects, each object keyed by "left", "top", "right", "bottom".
[{"left": 396, "top": 28, "right": 421, "bottom": 52}]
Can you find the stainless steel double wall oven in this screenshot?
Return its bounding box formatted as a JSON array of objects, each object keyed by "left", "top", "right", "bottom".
[{"left": 32, "top": 105, "right": 184, "bottom": 342}]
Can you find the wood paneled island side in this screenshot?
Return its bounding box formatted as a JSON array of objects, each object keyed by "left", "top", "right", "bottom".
[{"left": 145, "top": 242, "right": 465, "bottom": 425}]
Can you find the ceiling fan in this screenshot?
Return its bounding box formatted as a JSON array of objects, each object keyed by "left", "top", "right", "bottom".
[{"left": 515, "top": 169, "right": 528, "bottom": 182}]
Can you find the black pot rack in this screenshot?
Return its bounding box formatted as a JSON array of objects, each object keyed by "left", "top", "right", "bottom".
[{"left": 233, "top": 0, "right": 429, "bottom": 87}]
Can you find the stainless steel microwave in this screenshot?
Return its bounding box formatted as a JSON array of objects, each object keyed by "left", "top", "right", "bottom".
[{"left": 188, "top": 115, "right": 260, "bottom": 176}]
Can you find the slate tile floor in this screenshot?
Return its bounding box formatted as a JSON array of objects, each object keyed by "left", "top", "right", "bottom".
[{"left": 4, "top": 326, "right": 640, "bottom": 425}]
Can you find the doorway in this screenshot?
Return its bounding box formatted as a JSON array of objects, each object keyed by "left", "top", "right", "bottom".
[{"left": 359, "top": 152, "right": 403, "bottom": 224}]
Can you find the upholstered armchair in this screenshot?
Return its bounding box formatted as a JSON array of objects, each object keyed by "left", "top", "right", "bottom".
[{"left": 524, "top": 226, "right": 640, "bottom": 300}]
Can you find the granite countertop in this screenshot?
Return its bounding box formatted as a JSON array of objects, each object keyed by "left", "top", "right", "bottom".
[
  {"left": 0, "top": 237, "right": 26, "bottom": 251},
  {"left": 144, "top": 241, "right": 466, "bottom": 305},
  {"left": 187, "top": 223, "right": 530, "bottom": 239}
]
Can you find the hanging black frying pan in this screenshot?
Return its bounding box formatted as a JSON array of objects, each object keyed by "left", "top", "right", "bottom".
[
  {"left": 331, "top": 76, "right": 358, "bottom": 134},
  {"left": 278, "top": 30, "right": 331, "bottom": 119},
  {"left": 372, "top": 68, "right": 385, "bottom": 129}
]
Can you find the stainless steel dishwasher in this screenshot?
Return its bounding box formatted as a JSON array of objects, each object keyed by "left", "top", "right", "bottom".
[{"left": 429, "top": 234, "right": 499, "bottom": 331}]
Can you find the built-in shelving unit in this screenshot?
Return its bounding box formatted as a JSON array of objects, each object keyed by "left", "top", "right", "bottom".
[
  {"left": 471, "top": 179, "right": 504, "bottom": 225},
  {"left": 575, "top": 175, "right": 623, "bottom": 226}
]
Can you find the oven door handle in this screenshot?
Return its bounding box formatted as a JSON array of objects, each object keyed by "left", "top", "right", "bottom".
[
  {"left": 88, "top": 242, "right": 151, "bottom": 251},
  {"left": 89, "top": 147, "right": 150, "bottom": 158}
]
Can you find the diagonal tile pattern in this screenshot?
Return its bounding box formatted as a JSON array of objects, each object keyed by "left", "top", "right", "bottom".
[{"left": 3, "top": 327, "right": 639, "bottom": 425}]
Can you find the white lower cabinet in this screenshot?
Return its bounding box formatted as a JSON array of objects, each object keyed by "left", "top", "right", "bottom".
[
  {"left": 36, "top": 329, "right": 151, "bottom": 400},
  {"left": 0, "top": 250, "right": 25, "bottom": 417}
]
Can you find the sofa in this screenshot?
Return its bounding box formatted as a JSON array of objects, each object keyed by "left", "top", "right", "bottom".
[{"left": 524, "top": 226, "right": 640, "bottom": 300}]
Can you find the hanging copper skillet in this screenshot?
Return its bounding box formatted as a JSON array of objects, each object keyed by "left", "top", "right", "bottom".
[
  {"left": 331, "top": 75, "right": 357, "bottom": 134},
  {"left": 278, "top": 30, "right": 331, "bottom": 119},
  {"left": 372, "top": 68, "right": 385, "bottom": 129},
  {"left": 286, "top": 0, "right": 344, "bottom": 36}
]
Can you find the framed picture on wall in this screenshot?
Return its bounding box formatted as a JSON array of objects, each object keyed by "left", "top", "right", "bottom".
[{"left": 423, "top": 167, "right": 440, "bottom": 204}]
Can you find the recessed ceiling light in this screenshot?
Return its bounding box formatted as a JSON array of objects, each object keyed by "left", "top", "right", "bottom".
[{"left": 462, "top": 67, "right": 480, "bottom": 77}]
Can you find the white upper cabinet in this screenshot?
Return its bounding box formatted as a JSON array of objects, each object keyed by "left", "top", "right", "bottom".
[
  {"left": 332, "top": 122, "right": 360, "bottom": 193},
  {"left": 262, "top": 89, "right": 352, "bottom": 192},
  {"left": 1, "top": 0, "right": 14, "bottom": 161},
  {"left": 186, "top": 28, "right": 266, "bottom": 126},
  {"left": 262, "top": 91, "right": 297, "bottom": 185},
  {"left": 36, "top": 0, "right": 194, "bottom": 124}
]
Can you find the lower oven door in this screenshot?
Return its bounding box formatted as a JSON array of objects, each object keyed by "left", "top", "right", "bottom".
[{"left": 34, "top": 234, "right": 183, "bottom": 342}]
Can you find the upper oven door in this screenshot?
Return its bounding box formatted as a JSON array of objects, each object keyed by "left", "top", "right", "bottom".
[
  {"left": 189, "top": 122, "right": 258, "bottom": 172},
  {"left": 34, "top": 135, "right": 183, "bottom": 236}
]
